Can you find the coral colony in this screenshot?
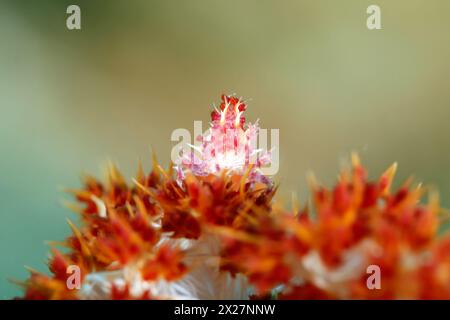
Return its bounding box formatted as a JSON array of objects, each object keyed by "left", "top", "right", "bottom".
[{"left": 19, "top": 95, "right": 450, "bottom": 299}]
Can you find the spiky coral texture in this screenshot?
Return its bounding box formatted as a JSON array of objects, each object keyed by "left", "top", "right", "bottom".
[{"left": 19, "top": 95, "right": 450, "bottom": 300}]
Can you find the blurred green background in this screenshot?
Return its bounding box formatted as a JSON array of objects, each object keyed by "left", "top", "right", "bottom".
[{"left": 1, "top": 0, "right": 450, "bottom": 298}]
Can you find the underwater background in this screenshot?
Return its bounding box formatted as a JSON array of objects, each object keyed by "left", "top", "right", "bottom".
[{"left": 1, "top": 0, "right": 450, "bottom": 298}]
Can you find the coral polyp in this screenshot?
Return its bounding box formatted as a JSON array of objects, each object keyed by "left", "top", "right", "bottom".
[{"left": 18, "top": 95, "right": 450, "bottom": 300}]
